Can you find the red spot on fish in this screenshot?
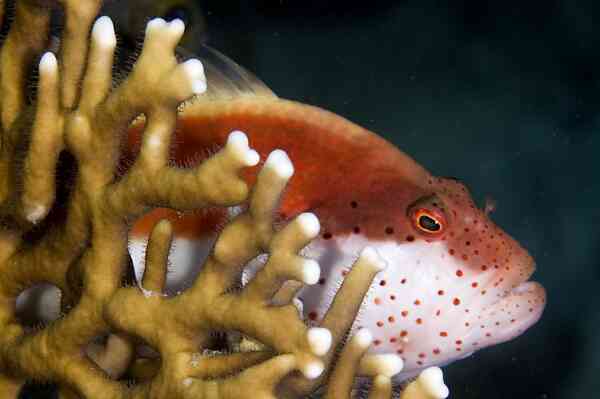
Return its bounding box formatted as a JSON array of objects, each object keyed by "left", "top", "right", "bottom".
[
  {"left": 456, "top": 270, "right": 464, "bottom": 277},
  {"left": 374, "top": 297, "right": 382, "bottom": 305},
  {"left": 453, "top": 298, "right": 461, "bottom": 306},
  {"left": 322, "top": 232, "right": 332, "bottom": 239},
  {"left": 440, "top": 331, "right": 448, "bottom": 337},
  {"left": 308, "top": 311, "right": 318, "bottom": 321}
]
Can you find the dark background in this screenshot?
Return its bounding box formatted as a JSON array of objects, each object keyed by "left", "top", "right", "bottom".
[{"left": 20, "top": 0, "right": 600, "bottom": 398}]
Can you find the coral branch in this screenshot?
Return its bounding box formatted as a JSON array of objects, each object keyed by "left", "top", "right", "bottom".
[
  {"left": 282, "top": 246, "right": 389, "bottom": 397},
  {"left": 0, "top": 0, "right": 50, "bottom": 131},
  {"left": 324, "top": 328, "right": 374, "bottom": 398},
  {"left": 59, "top": 0, "right": 103, "bottom": 109},
  {"left": 20, "top": 52, "right": 62, "bottom": 224}
]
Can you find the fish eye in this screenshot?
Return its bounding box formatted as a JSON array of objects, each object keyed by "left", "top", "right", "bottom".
[{"left": 413, "top": 208, "right": 445, "bottom": 235}]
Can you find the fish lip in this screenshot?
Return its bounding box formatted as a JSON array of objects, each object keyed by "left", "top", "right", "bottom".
[{"left": 497, "top": 257, "right": 545, "bottom": 311}]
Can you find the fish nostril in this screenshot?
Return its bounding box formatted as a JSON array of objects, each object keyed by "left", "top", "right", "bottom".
[{"left": 483, "top": 196, "right": 497, "bottom": 215}]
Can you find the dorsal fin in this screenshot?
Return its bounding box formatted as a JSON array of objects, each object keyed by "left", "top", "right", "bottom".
[{"left": 176, "top": 44, "right": 276, "bottom": 100}]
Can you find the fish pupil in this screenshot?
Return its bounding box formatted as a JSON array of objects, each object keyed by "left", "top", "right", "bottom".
[{"left": 419, "top": 215, "right": 440, "bottom": 231}]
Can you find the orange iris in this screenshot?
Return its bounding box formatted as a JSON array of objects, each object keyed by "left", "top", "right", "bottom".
[{"left": 413, "top": 208, "right": 445, "bottom": 235}]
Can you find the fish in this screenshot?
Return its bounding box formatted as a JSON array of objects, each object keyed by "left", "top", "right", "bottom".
[{"left": 124, "top": 45, "right": 547, "bottom": 380}]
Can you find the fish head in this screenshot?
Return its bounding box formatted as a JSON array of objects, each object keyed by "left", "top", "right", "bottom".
[
  {"left": 359, "top": 176, "right": 545, "bottom": 376},
  {"left": 301, "top": 174, "right": 546, "bottom": 380}
]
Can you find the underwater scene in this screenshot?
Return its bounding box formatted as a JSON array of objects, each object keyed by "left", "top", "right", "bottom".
[{"left": 0, "top": 0, "right": 594, "bottom": 398}]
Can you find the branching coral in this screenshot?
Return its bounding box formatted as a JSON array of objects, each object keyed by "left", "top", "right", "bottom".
[{"left": 0, "top": 1, "right": 451, "bottom": 398}]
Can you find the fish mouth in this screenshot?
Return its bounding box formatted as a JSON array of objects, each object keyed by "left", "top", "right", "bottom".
[
  {"left": 503, "top": 279, "right": 546, "bottom": 339},
  {"left": 478, "top": 252, "right": 546, "bottom": 342},
  {"left": 483, "top": 264, "right": 546, "bottom": 344}
]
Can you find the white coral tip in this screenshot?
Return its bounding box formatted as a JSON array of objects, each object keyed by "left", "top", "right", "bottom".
[
  {"left": 183, "top": 59, "right": 205, "bottom": 79},
  {"left": 360, "top": 246, "right": 387, "bottom": 271},
  {"left": 301, "top": 259, "right": 320, "bottom": 285},
  {"left": 297, "top": 212, "right": 320, "bottom": 238},
  {"left": 361, "top": 354, "right": 403, "bottom": 378},
  {"left": 39, "top": 52, "right": 57, "bottom": 73},
  {"left": 302, "top": 361, "right": 324, "bottom": 379},
  {"left": 192, "top": 80, "right": 207, "bottom": 95},
  {"left": 265, "top": 149, "right": 294, "bottom": 179},
  {"left": 146, "top": 17, "right": 166, "bottom": 34},
  {"left": 377, "top": 354, "right": 404, "bottom": 377},
  {"left": 226, "top": 131, "right": 259, "bottom": 166},
  {"left": 182, "top": 59, "right": 207, "bottom": 95},
  {"left": 146, "top": 135, "right": 163, "bottom": 149},
  {"left": 307, "top": 327, "right": 332, "bottom": 356},
  {"left": 245, "top": 149, "right": 260, "bottom": 166},
  {"left": 353, "top": 328, "right": 373, "bottom": 349},
  {"left": 92, "top": 16, "right": 116, "bottom": 48},
  {"left": 227, "top": 130, "right": 249, "bottom": 147},
  {"left": 168, "top": 18, "right": 186, "bottom": 37},
  {"left": 26, "top": 205, "right": 47, "bottom": 224},
  {"left": 418, "top": 367, "right": 449, "bottom": 399}
]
